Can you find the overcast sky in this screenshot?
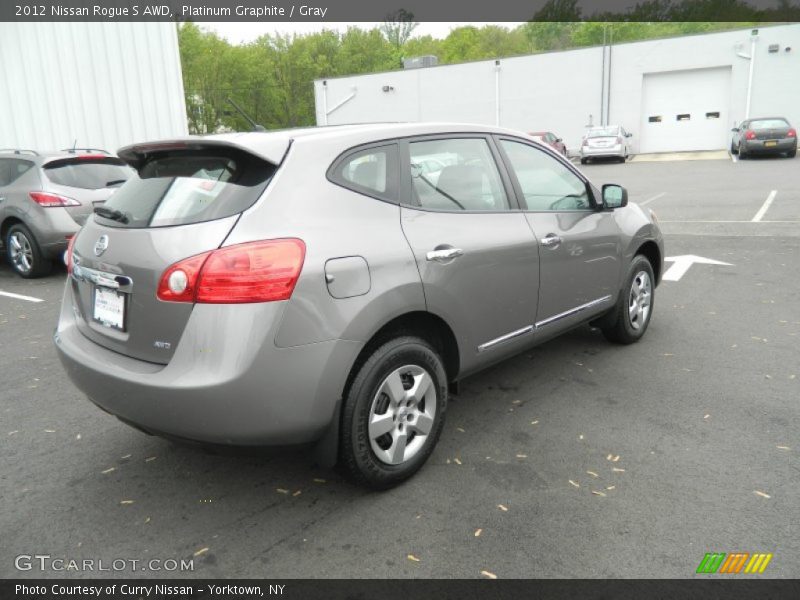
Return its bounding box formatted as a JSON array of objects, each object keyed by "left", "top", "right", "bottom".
[{"left": 204, "top": 22, "right": 522, "bottom": 44}]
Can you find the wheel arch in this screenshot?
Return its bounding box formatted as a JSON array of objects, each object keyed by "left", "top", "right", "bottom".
[
  {"left": 0, "top": 216, "right": 25, "bottom": 241},
  {"left": 635, "top": 239, "right": 662, "bottom": 284},
  {"left": 341, "top": 310, "right": 460, "bottom": 400}
]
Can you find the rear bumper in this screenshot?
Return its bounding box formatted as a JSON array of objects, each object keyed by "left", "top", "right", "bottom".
[
  {"left": 54, "top": 287, "right": 362, "bottom": 446},
  {"left": 742, "top": 139, "right": 797, "bottom": 154}
]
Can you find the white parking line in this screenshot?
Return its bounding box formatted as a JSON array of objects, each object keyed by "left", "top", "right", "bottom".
[
  {"left": 0, "top": 290, "right": 44, "bottom": 303},
  {"left": 639, "top": 192, "right": 667, "bottom": 206},
  {"left": 752, "top": 190, "right": 778, "bottom": 222}
]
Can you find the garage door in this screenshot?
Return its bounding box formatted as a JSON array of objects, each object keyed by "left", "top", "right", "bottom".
[{"left": 639, "top": 67, "right": 732, "bottom": 153}]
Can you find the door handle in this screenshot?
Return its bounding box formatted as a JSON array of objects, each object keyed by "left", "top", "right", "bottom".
[
  {"left": 426, "top": 247, "right": 464, "bottom": 262},
  {"left": 541, "top": 234, "right": 562, "bottom": 248}
]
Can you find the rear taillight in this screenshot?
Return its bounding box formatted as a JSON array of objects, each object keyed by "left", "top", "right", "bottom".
[
  {"left": 744, "top": 130, "right": 756, "bottom": 140},
  {"left": 65, "top": 235, "right": 76, "bottom": 274},
  {"left": 29, "top": 191, "right": 80, "bottom": 207},
  {"left": 157, "top": 239, "right": 306, "bottom": 304},
  {"left": 788, "top": 128, "right": 797, "bottom": 138}
]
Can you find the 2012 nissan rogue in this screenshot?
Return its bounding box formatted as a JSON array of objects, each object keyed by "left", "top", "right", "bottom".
[{"left": 54, "top": 123, "right": 664, "bottom": 489}]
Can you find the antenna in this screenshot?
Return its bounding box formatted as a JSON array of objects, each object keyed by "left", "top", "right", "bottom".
[{"left": 227, "top": 98, "right": 266, "bottom": 132}]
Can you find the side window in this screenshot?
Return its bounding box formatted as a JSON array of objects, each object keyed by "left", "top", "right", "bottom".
[
  {"left": 330, "top": 144, "right": 398, "bottom": 201},
  {"left": 408, "top": 138, "right": 509, "bottom": 211},
  {"left": 500, "top": 139, "right": 591, "bottom": 212},
  {"left": 0, "top": 158, "right": 34, "bottom": 187}
]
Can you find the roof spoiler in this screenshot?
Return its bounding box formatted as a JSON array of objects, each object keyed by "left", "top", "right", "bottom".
[{"left": 117, "top": 136, "right": 291, "bottom": 169}]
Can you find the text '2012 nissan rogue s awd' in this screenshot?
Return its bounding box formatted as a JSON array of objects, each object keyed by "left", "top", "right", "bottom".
[{"left": 54, "top": 123, "right": 664, "bottom": 489}]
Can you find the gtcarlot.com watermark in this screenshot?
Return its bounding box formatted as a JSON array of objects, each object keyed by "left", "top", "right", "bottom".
[{"left": 15, "top": 554, "right": 194, "bottom": 573}]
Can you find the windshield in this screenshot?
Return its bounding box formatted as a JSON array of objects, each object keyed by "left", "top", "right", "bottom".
[
  {"left": 750, "top": 119, "right": 789, "bottom": 130},
  {"left": 586, "top": 127, "right": 620, "bottom": 138},
  {"left": 44, "top": 158, "right": 132, "bottom": 190},
  {"left": 95, "top": 151, "right": 275, "bottom": 228}
]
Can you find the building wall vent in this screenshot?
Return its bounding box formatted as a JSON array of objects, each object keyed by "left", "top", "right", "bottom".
[{"left": 403, "top": 55, "right": 439, "bottom": 69}]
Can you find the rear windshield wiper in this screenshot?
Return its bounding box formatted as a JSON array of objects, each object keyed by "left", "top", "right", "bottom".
[
  {"left": 105, "top": 179, "right": 127, "bottom": 187},
  {"left": 94, "top": 205, "right": 129, "bottom": 224}
]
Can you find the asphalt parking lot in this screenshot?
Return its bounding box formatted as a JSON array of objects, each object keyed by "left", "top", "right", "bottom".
[{"left": 1, "top": 154, "right": 798, "bottom": 579}]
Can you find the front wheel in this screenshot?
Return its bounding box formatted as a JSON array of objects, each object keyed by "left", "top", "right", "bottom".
[
  {"left": 5, "top": 223, "right": 51, "bottom": 278},
  {"left": 339, "top": 336, "right": 448, "bottom": 489},
  {"left": 580, "top": 158, "right": 588, "bottom": 165},
  {"left": 601, "top": 255, "right": 655, "bottom": 344}
]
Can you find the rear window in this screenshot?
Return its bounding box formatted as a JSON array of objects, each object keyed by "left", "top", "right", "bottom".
[
  {"left": 750, "top": 118, "right": 790, "bottom": 130},
  {"left": 95, "top": 150, "right": 275, "bottom": 229},
  {"left": 43, "top": 157, "right": 132, "bottom": 190},
  {"left": 587, "top": 127, "right": 619, "bottom": 138}
]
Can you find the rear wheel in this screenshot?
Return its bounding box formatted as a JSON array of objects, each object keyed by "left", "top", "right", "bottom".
[
  {"left": 787, "top": 149, "right": 797, "bottom": 158},
  {"left": 730, "top": 142, "right": 738, "bottom": 155},
  {"left": 5, "top": 223, "right": 51, "bottom": 278},
  {"left": 339, "top": 336, "right": 447, "bottom": 489},
  {"left": 601, "top": 255, "right": 655, "bottom": 344},
  {"left": 580, "top": 158, "right": 588, "bottom": 165}
]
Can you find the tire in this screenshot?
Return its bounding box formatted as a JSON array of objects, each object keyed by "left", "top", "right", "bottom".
[
  {"left": 339, "top": 336, "right": 448, "bottom": 489},
  {"left": 730, "top": 142, "right": 738, "bottom": 156},
  {"left": 739, "top": 146, "right": 748, "bottom": 159},
  {"left": 787, "top": 149, "right": 797, "bottom": 158},
  {"left": 580, "top": 158, "right": 588, "bottom": 165},
  {"left": 600, "top": 255, "right": 655, "bottom": 345},
  {"left": 5, "top": 223, "right": 51, "bottom": 278}
]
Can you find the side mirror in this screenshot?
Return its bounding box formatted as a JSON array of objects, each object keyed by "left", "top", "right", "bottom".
[
  {"left": 602, "top": 184, "right": 628, "bottom": 209},
  {"left": 731, "top": 127, "right": 739, "bottom": 132},
  {"left": 555, "top": 137, "right": 562, "bottom": 143},
  {"left": 625, "top": 133, "right": 633, "bottom": 138}
]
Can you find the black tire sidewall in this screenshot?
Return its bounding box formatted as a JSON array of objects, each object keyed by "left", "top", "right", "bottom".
[
  {"left": 602, "top": 255, "right": 655, "bottom": 344},
  {"left": 619, "top": 256, "right": 655, "bottom": 341},
  {"left": 341, "top": 337, "right": 447, "bottom": 489}
]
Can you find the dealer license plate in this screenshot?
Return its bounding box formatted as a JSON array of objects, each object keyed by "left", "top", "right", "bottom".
[{"left": 93, "top": 287, "right": 126, "bottom": 331}]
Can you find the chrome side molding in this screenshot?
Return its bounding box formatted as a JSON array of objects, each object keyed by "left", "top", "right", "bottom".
[{"left": 477, "top": 295, "right": 613, "bottom": 353}]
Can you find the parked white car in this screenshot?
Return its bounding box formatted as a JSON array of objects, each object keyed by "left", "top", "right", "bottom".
[{"left": 580, "top": 126, "right": 633, "bottom": 164}]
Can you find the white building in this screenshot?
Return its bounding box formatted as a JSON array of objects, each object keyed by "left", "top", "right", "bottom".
[
  {"left": 0, "top": 22, "right": 187, "bottom": 154},
  {"left": 315, "top": 24, "right": 800, "bottom": 154}
]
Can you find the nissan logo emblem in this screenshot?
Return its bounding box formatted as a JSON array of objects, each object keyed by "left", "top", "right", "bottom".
[{"left": 94, "top": 235, "right": 109, "bottom": 257}]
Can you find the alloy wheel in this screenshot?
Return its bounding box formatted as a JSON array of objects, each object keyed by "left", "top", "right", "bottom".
[
  {"left": 628, "top": 270, "right": 652, "bottom": 330},
  {"left": 8, "top": 232, "right": 34, "bottom": 274}
]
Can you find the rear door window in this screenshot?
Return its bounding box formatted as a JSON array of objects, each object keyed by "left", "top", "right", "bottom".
[
  {"left": 43, "top": 157, "right": 132, "bottom": 190},
  {"left": 407, "top": 137, "right": 510, "bottom": 212},
  {"left": 95, "top": 151, "right": 275, "bottom": 228}
]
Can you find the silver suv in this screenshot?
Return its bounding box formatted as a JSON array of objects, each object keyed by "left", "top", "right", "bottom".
[
  {"left": 0, "top": 149, "right": 132, "bottom": 277},
  {"left": 54, "top": 123, "right": 664, "bottom": 488}
]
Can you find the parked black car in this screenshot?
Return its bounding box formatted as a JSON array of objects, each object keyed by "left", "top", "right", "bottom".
[{"left": 730, "top": 117, "right": 797, "bottom": 158}]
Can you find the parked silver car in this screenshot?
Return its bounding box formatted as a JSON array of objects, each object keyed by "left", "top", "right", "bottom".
[
  {"left": 580, "top": 125, "right": 633, "bottom": 164},
  {"left": 54, "top": 123, "right": 664, "bottom": 488},
  {"left": 0, "top": 149, "right": 132, "bottom": 277}
]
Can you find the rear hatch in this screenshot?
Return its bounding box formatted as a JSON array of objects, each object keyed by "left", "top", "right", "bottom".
[
  {"left": 42, "top": 156, "right": 133, "bottom": 225},
  {"left": 749, "top": 118, "right": 791, "bottom": 141},
  {"left": 69, "top": 143, "right": 278, "bottom": 364}
]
